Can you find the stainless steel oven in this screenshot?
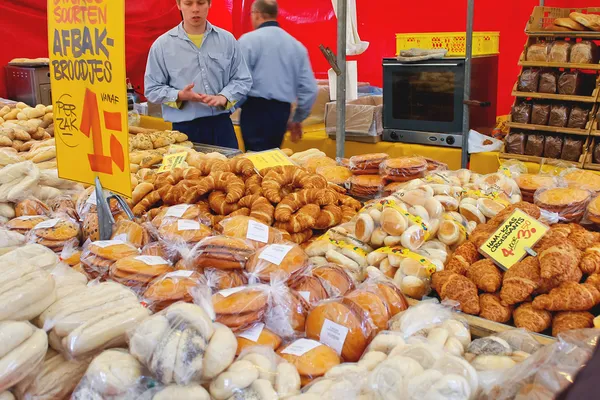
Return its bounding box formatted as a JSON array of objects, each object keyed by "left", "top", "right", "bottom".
[{"left": 383, "top": 56, "right": 498, "bottom": 148}]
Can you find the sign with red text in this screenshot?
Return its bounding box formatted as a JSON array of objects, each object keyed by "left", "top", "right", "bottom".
[
  {"left": 48, "top": 0, "right": 131, "bottom": 197},
  {"left": 479, "top": 209, "right": 549, "bottom": 270}
]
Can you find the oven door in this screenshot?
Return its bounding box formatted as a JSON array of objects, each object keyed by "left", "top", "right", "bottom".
[{"left": 383, "top": 60, "right": 465, "bottom": 133}]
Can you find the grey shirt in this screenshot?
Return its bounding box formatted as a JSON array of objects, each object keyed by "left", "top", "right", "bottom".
[{"left": 144, "top": 22, "right": 252, "bottom": 123}]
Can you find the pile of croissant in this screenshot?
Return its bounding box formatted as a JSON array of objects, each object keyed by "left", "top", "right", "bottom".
[
  {"left": 129, "top": 161, "right": 361, "bottom": 244},
  {"left": 433, "top": 201, "right": 600, "bottom": 336}
]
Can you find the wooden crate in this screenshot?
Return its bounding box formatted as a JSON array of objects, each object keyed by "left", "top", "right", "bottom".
[{"left": 526, "top": 6, "right": 600, "bottom": 36}]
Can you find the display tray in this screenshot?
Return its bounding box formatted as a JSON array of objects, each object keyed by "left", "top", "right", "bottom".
[
  {"left": 406, "top": 298, "right": 556, "bottom": 345},
  {"left": 506, "top": 122, "right": 590, "bottom": 136},
  {"left": 327, "top": 133, "right": 382, "bottom": 143},
  {"left": 519, "top": 60, "right": 600, "bottom": 71},
  {"left": 526, "top": 6, "right": 600, "bottom": 37},
  {"left": 193, "top": 143, "right": 243, "bottom": 157},
  {"left": 511, "top": 90, "right": 598, "bottom": 103}
]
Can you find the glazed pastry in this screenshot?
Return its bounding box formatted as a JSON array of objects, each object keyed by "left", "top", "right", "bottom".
[
  {"left": 261, "top": 166, "right": 310, "bottom": 203},
  {"left": 245, "top": 174, "right": 263, "bottom": 196},
  {"left": 479, "top": 293, "right": 512, "bottom": 323},
  {"left": 229, "top": 156, "right": 255, "bottom": 178},
  {"left": 431, "top": 271, "right": 480, "bottom": 315},
  {"left": 446, "top": 242, "right": 479, "bottom": 275},
  {"left": 500, "top": 257, "right": 540, "bottom": 305},
  {"left": 466, "top": 259, "right": 503, "bottom": 293},
  {"left": 532, "top": 282, "right": 600, "bottom": 311},
  {"left": 513, "top": 302, "right": 552, "bottom": 333},
  {"left": 238, "top": 195, "right": 275, "bottom": 225},
  {"left": 274, "top": 189, "right": 338, "bottom": 222},
  {"left": 313, "top": 205, "right": 343, "bottom": 230},
  {"left": 579, "top": 244, "right": 600, "bottom": 275},
  {"left": 552, "top": 311, "right": 594, "bottom": 336},
  {"left": 194, "top": 172, "right": 245, "bottom": 204},
  {"left": 273, "top": 204, "right": 321, "bottom": 233}
]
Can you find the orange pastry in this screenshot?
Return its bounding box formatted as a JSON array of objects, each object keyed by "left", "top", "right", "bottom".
[
  {"left": 534, "top": 187, "right": 591, "bottom": 222},
  {"left": 246, "top": 243, "right": 309, "bottom": 283},
  {"left": 513, "top": 302, "right": 552, "bottom": 333},
  {"left": 567, "top": 224, "right": 600, "bottom": 251},
  {"left": 538, "top": 242, "right": 582, "bottom": 279},
  {"left": 552, "top": 311, "right": 594, "bottom": 336},
  {"left": 305, "top": 156, "right": 337, "bottom": 173},
  {"left": 348, "top": 153, "right": 389, "bottom": 172},
  {"left": 278, "top": 340, "right": 341, "bottom": 386},
  {"left": 479, "top": 293, "right": 512, "bottom": 323},
  {"left": 500, "top": 257, "right": 540, "bottom": 305},
  {"left": 585, "top": 273, "right": 600, "bottom": 291},
  {"left": 348, "top": 175, "right": 385, "bottom": 198},
  {"left": 236, "top": 325, "right": 282, "bottom": 355},
  {"left": 515, "top": 174, "right": 556, "bottom": 202},
  {"left": 431, "top": 271, "right": 480, "bottom": 315},
  {"left": 143, "top": 270, "right": 203, "bottom": 312},
  {"left": 533, "top": 282, "right": 600, "bottom": 311},
  {"left": 446, "top": 241, "right": 480, "bottom": 275},
  {"left": 343, "top": 289, "right": 390, "bottom": 333},
  {"left": 467, "top": 259, "right": 503, "bottom": 293},
  {"left": 563, "top": 170, "right": 600, "bottom": 193},
  {"left": 587, "top": 195, "right": 600, "bottom": 224}
]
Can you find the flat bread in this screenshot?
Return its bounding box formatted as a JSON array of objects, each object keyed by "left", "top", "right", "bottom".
[
  {"left": 570, "top": 12, "right": 600, "bottom": 31},
  {"left": 554, "top": 17, "right": 587, "bottom": 31}
]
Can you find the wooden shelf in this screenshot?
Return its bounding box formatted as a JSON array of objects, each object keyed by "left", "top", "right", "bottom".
[
  {"left": 512, "top": 90, "right": 597, "bottom": 103},
  {"left": 498, "top": 152, "right": 585, "bottom": 168},
  {"left": 519, "top": 60, "right": 600, "bottom": 71},
  {"left": 507, "top": 122, "right": 590, "bottom": 136},
  {"left": 526, "top": 31, "right": 600, "bottom": 39}
]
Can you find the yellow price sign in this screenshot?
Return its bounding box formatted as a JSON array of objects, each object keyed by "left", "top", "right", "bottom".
[
  {"left": 245, "top": 149, "right": 294, "bottom": 172},
  {"left": 158, "top": 152, "right": 188, "bottom": 172},
  {"left": 47, "top": 0, "right": 131, "bottom": 197},
  {"left": 479, "top": 209, "right": 549, "bottom": 270}
]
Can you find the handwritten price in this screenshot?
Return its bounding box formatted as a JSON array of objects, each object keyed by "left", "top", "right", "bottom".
[{"left": 80, "top": 88, "right": 125, "bottom": 175}]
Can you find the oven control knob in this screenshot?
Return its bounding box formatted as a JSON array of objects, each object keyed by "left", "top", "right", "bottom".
[
  {"left": 390, "top": 132, "right": 398, "bottom": 140},
  {"left": 446, "top": 136, "right": 455, "bottom": 145}
]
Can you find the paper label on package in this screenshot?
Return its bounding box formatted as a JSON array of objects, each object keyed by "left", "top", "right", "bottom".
[
  {"left": 16, "top": 215, "right": 45, "bottom": 220},
  {"left": 113, "top": 234, "right": 128, "bottom": 242},
  {"left": 86, "top": 191, "right": 97, "bottom": 205},
  {"left": 135, "top": 256, "right": 168, "bottom": 266},
  {"left": 177, "top": 219, "right": 200, "bottom": 231},
  {"left": 93, "top": 240, "right": 127, "bottom": 248},
  {"left": 299, "top": 291, "right": 311, "bottom": 302},
  {"left": 280, "top": 339, "right": 323, "bottom": 357},
  {"left": 320, "top": 319, "right": 349, "bottom": 356},
  {"left": 165, "top": 204, "right": 191, "bottom": 218},
  {"left": 165, "top": 270, "right": 194, "bottom": 279},
  {"left": 247, "top": 220, "right": 269, "bottom": 243},
  {"left": 238, "top": 323, "right": 265, "bottom": 342},
  {"left": 217, "top": 286, "right": 246, "bottom": 298},
  {"left": 258, "top": 244, "right": 293, "bottom": 265},
  {"left": 34, "top": 218, "right": 61, "bottom": 230}
]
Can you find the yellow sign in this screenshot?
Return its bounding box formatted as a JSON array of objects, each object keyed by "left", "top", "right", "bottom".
[
  {"left": 480, "top": 209, "right": 549, "bottom": 270},
  {"left": 375, "top": 246, "right": 437, "bottom": 277},
  {"left": 48, "top": 0, "right": 131, "bottom": 197},
  {"left": 246, "top": 149, "right": 294, "bottom": 172},
  {"left": 158, "top": 152, "right": 188, "bottom": 172}
]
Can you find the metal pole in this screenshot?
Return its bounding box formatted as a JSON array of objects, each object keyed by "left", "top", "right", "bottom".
[
  {"left": 540, "top": 0, "right": 545, "bottom": 6},
  {"left": 336, "top": 0, "right": 347, "bottom": 159},
  {"left": 461, "top": 0, "right": 474, "bottom": 169}
]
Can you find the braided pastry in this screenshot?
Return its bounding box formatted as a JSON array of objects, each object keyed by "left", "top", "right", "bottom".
[
  {"left": 191, "top": 158, "right": 232, "bottom": 175},
  {"left": 229, "top": 156, "right": 255, "bottom": 178},
  {"left": 195, "top": 171, "right": 245, "bottom": 203},
  {"left": 245, "top": 174, "right": 263, "bottom": 196},
  {"left": 341, "top": 205, "right": 358, "bottom": 223},
  {"left": 273, "top": 204, "right": 320, "bottom": 233},
  {"left": 289, "top": 229, "right": 314, "bottom": 244},
  {"left": 262, "top": 166, "right": 310, "bottom": 203},
  {"left": 209, "top": 191, "right": 243, "bottom": 215},
  {"left": 132, "top": 190, "right": 161, "bottom": 216},
  {"left": 275, "top": 189, "right": 339, "bottom": 222},
  {"left": 239, "top": 194, "right": 275, "bottom": 225},
  {"left": 314, "top": 204, "right": 343, "bottom": 230}
]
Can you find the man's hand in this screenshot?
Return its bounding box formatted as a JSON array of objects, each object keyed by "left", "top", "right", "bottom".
[
  {"left": 178, "top": 83, "right": 203, "bottom": 102},
  {"left": 288, "top": 122, "right": 303, "bottom": 143},
  {"left": 197, "top": 94, "right": 228, "bottom": 107}
]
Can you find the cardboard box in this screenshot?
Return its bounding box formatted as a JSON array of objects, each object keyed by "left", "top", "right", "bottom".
[{"left": 325, "top": 95, "right": 383, "bottom": 136}]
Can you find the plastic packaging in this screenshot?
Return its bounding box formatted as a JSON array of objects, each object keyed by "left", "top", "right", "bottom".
[
  {"left": 560, "top": 136, "right": 585, "bottom": 162},
  {"left": 48, "top": 195, "right": 79, "bottom": 221},
  {"left": 278, "top": 338, "right": 341, "bottom": 388},
  {"left": 110, "top": 219, "right": 149, "bottom": 248},
  {"left": 347, "top": 174, "right": 385, "bottom": 199},
  {"left": 549, "top": 40, "right": 571, "bottom": 62},
  {"left": 549, "top": 103, "right": 570, "bottom": 127},
  {"left": 246, "top": 242, "right": 309, "bottom": 283},
  {"left": 511, "top": 101, "right": 532, "bottom": 124},
  {"left": 26, "top": 213, "right": 81, "bottom": 254},
  {"left": 316, "top": 165, "right": 353, "bottom": 187},
  {"left": 531, "top": 102, "right": 551, "bottom": 125},
  {"left": 80, "top": 240, "right": 140, "bottom": 280},
  {"left": 567, "top": 104, "right": 591, "bottom": 129},
  {"left": 534, "top": 186, "right": 592, "bottom": 222},
  {"left": 525, "top": 134, "right": 545, "bottom": 157},
  {"left": 14, "top": 198, "right": 51, "bottom": 217},
  {"left": 505, "top": 132, "right": 527, "bottom": 154},
  {"left": 218, "top": 215, "right": 285, "bottom": 249},
  {"left": 570, "top": 40, "right": 599, "bottom": 64},
  {"left": 290, "top": 263, "right": 356, "bottom": 305},
  {"left": 526, "top": 44, "right": 548, "bottom": 62},
  {"left": 188, "top": 235, "right": 255, "bottom": 271},
  {"left": 348, "top": 153, "right": 390, "bottom": 174},
  {"left": 263, "top": 278, "right": 310, "bottom": 339},
  {"left": 109, "top": 255, "right": 173, "bottom": 295},
  {"left": 0, "top": 321, "right": 48, "bottom": 392},
  {"left": 544, "top": 135, "right": 564, "bottom": 159},
  {"left": 142, "top": 270, "right": 204, "bottom": 312},
  {"left": 558, "top": 71, "right": 582, "bottom": 95},
  {"left": 517, "top": 68, "right": 540, "bottom": 92},
  {"left": 594, "top": 140, "right": 600, "bottom": 164},
  {"left": 212, "top": 284, "right": 270, "bottom": 331},
  {"left": 203, "top": 268, "right": 248, "bottom": 291},
  {"left": 379, "top": 156, "right": 429, "bottom": 182},
  {"left": 538, "top": 70, "right": 558, "bottom": 94},
  {"left": 236, "top": 323, "right": 283, "bottom": 355}
]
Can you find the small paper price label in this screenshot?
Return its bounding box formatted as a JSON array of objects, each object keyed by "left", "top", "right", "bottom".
[
  {"left": 280, "top": 339, "right": 322, "bottom": 357},
  {"left": 237, "top": 323, "right": 265, "bottom": 342},
  {"left": 258, "top": 244, "right": 293, "bottom": 265},
  {"left": 246, "top": 220, "right": 269, "bottom": 243},
  {"left": 165, "top": 204, "right": 191, "bottom": 218},
  {"left": 245, "top": 149, "right": 294, "bottom": 172},
  {"left": 158, "top": 152, "right": 188, "bottom": 172},
  {"left": 479, "top": 209, "right": 549, "bottom": 270}
]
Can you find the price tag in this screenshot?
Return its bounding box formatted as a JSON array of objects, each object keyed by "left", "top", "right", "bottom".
[
  {"left": 299, "top": 291, "right": 311, "bottom": 302},
  {"left": 479, "top": 209, "right": 549, "bottom": 270},
  {"left": 165, "top": 204, "right": 191, "bottom": 218},
  {"left": 280, "top": 339, "right": 323, "bottom": 357},
  {"left": 319, "top": 319, "right": 349, "bottom": 356},
  {"left": 158, "top": 152, "right": 188, "bottom": 172},
  {"left": 258, "top": 244, "right": 294, "bottom": 265},
  {"left": 164, "top": 270, "right": 194, "bottom": 279},
  {"left": 245, "top": 149, "right": 294, "bottom": 172},
  {"left": 135, "top": 256, "right": 168, "bottom": 265},
  {"left": 246, "top": 220, "right": 269, "bottom": 243},
  {"left": 93, "top": 240, "right": 127, "bottom": 248},
  {"left": 217, "top": 287, "right": 246, "bottom": 298},
  {"left": 33, "top": 218, "right": 61, "bottom": 230},
  {"left": 177, "top": 219, "right": 200, "bottom": 231},
  {"left": 238, "top": 323, "right": 265, "bottom": 342},
  {"left": 86, "top": 190, "right": 97, "bottom": 205}
]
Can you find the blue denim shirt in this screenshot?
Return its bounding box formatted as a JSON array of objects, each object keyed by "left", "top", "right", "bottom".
[
  {"left": 144, "top": 22, "right": 252, "bottom": 123},
  {"left": 238, "top": 22, "right": 318, "bottom": 123}
]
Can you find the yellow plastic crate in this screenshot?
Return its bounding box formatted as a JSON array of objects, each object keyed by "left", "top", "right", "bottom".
[{"left": 396, "top": 32, "right": 500, "bottom": 57}]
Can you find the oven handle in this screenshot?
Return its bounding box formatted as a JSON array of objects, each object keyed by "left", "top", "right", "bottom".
[{"left": 384, "top": 63, "right": 460, "bottom": 67}]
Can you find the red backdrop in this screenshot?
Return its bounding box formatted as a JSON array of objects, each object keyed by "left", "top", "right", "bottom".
[{"left": 0, "top": 0, "right": 596, "bottom": 115}]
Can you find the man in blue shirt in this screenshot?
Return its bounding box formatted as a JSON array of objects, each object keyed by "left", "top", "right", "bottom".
[
  {"left": 145, "top": 0, "right": 252, "bottom": 148},
  {"left": 238, "top": 0, "right": 318, "bottom": 151}
]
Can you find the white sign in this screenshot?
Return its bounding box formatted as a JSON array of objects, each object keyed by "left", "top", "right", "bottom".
[
  {"left": 258, "top": 244, "right": 293, "bottom": 265},
  {"left": 237, "top": 323, "right": 265, "bottom": 342},
  {"left": 177, "top": 219, "right": 200, "bottom": 231},
  {"left": 299, "top": 291, "right": 311, "bottom": 302},
  {"left": 280, "top": 339, "right": 323, "bottom": 357},
  {"left": 217, "top": 286, "right": 246, "bottom": 298},
  {"left": 319, "top": 319, "right": 349, "bottom": 356},
  {"left": 33, "top": 218, "right": 61, "bottom": 230},
  {"left": 246, "top": 220, "right": 269, "bottom": 243},
  {"left": 165, "top": 204, "right": 192, "bottom": 218}
]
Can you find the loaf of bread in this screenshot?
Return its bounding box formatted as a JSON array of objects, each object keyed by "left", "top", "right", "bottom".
[
  {"left": 567, "top": 104, "right": 591, "bottom": 129},
  {"left": 532, "top": 102, "right": 551, "bottom": 125},
  {"left": 570, "top": 41, "right": 599, "bottom": 64},
  {"left": 544, "top": 135, "right": 564, "bottom": 159},
  {"left": 517, "top": 69, "right": 540, "bottom": 92},
  {"left": 549, "top": 104, "right": 570, "bottom": 127},
  {"left": 526, "top": 44, "right": 548, "bottom": 62},
  {"left": 505, "top": 132, "right": 527, "bottom": 155},
  {"left": 561, "top": 136, "right": 584, "bottom": 162},
  {"left": 548, "top": 41, "right": 571, "bottom": 63},
  {"left": 525, "top": 134, "right": 545, "bottom": 157},
  {"left": 538, "top": 70, "right": 558, "bottom": 94},
  {"left": 511, "top": 101, "right": 532, "bottom": 124}
]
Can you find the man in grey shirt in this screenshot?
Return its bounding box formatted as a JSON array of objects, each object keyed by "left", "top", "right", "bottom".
[
  {"left": 238, "top": 0, "right": 318, "bottom": 151},
  {"left": 145, "top": 0, "right": 252, "bottom": 148}
]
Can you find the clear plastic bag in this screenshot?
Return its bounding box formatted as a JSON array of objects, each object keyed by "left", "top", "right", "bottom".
[
  {"left": 80, "top": 240, "right": 140, "bottom": 281},
  {"left": 246, "top": 242, "right": 309, "bottom": 284},
  {"left": 534, "top": 185, "right": 592, "bottom": 223},
  {"left": 348, "top": 153, "right": 389, "bottom": 174},
  {"left": 212, "top": 284, "right": 271, "bottom": 331},
  {"left": 218, "top": 215, "right": 285, "bottom": 249},
  {"left": 517, "top": 68, "right": 541, "bottom": 92},
  {"left": 379, "top": 156, "right": 429, "bottom": 183},
  {"left": 142, "top": 270, "right": 204, "bottom": 312},
  {"left": 264, "top": 277, "right": 310, "bottom": 339},
  {"left": 25, "top": 212, "right": 81, "bottom": 254},
  {"left": 526, "top": 44, "right": 548, "bottom": 62},
  {"left": 531, "top": 102, "right": 551, "bottom": 125},
  {"left": 188, "top": 235, "right": 255, "bottom": 272},
  {"left": 278, "top": 338, "right": 341, "bottom": 389},
  {"left": 111, "top": 219, "right": 150, "bottom": 249},
  {"left": 511, "top": 101, "right": 532, "bottom": 124},
  {"left": 289, "top": 263, "right": 357, "bottom": 305},
  {"left": 109, "top": 255, "right": 174, "bottom": 295}
]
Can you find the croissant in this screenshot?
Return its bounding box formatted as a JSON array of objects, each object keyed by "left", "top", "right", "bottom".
[
  {"left": 533, "top": 282, "right": 600, "bottom": 311},
  {"left": 299, "top": 174, "right": 328, "bottom": 189},
  {"left": 567, "top": 224, "right": 600, "bottom": 251},
  {"left": 229, "top": 156, "right": 255, "bottom": 178},
  {"left": 479, "top": 293, "right": 512, "bottom": 323},
  {"left": 314, "top": 205, "right": 343, "bottom": 230},
  {"left": 288, "top": 229, "right": 314, "bottom": 244},
  {"left": 273, "top": 204, "right": 321, "bottom": 233},
  {"left": 536, "top": 260, "right": 582, "bottom": 295},
  {"left": 209, "top": 191, "right": 242, "bottom": 215},
  {"left": 275, "top": 189, "right": 339, "bottom": 222},
  {"left": 328, "top": 182, "right": 347, "bottom": 194},
  {"left": 227, "top": 207, "right": 251, "bottom": 218},
  {"left": 154, "top": 171, "right": 178, "bottom": 189},
  {"left": 468, "top": 224, "right": 497, "bottom": 248},
  {"left": 196, "top": 172, "right": 245, "bottom": 203},
  {"left": 337, "top": 194, "right": 362, "bottom": 211},
  {"left": 341, "top": 205, "right": 358, "bottom": 223},
  {"left": 585, "top": 273, "right": 600, "bottom": 291},
  {"left": 431, "top": 270, "right": 480, "bottom": 315},
  {"left": 580, "top": 244, "right": 600, "bottom": 275},
  {"left": 500, "top": 256, "right": 540, "bottom": 305},
  {"left": 467, "top": 259, "right": 503, "bottom": 293},
  {"left": 446, "top": 241, "right": 480, "bottom": 275},
  {"left": 182, "top": 167, "right": 203, "bottom": 181},
  {"left": 262, "top": 166, "right": 310, "bottom": 203},
  {"left": 539, "top": 242, "right": 582, "bottom": 279},
  {"left": 552, "top": 311, "right": 594, "bottom": 337},
  {"left": 487, "top": 202, "right": 541, "bottom": 227},
  {"left": 245, "top": 174, "right": 263, "bottom": 196},
  {"left": 513, "top": 302, "right": 552, "bottom": 333},
  {"left": 239, "top": 194, "right": 275, "bottom": 225},
  {"left": 132, "top": 190, "right": 161, "bottom": 217}
]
